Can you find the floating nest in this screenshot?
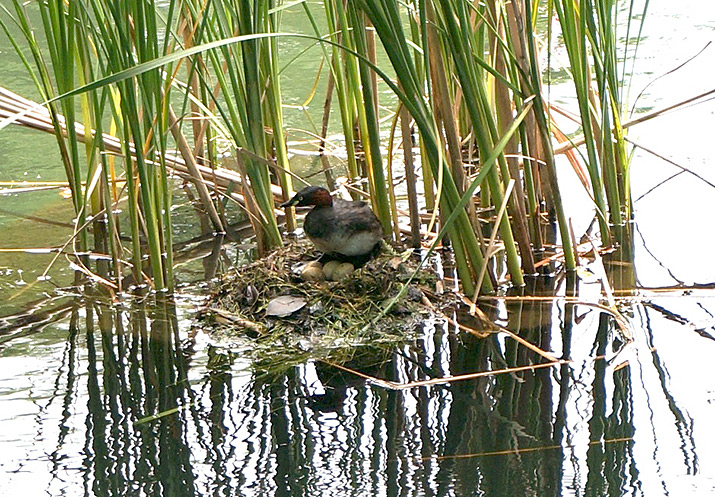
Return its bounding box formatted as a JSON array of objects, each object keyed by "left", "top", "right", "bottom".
[{"left": 199, "top": 240, "right": 439, "bottom": 369}]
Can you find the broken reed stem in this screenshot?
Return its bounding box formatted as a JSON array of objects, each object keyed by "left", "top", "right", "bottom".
[
  {"left": 323, "top": 359, "right": 569, "bottom": 390},
  {"left": 0, "top": 86, "right": 285, "bottom": 210},
  {"left": 552, "top": 87, "right": 715, "bottom": 155},
  {"left": 421, "top": 294, "right": 559, "bottom": 363}
]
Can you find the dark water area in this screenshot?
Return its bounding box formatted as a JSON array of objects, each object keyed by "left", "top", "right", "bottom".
[
  {"left": 2, "top": 280, "right": 715, "bottom": 496},
  {"left": 2, "top": 0, "right": 715, "bottom": 495}
]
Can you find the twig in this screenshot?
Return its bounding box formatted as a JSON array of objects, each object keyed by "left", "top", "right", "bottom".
[{"left": 322, "top": 359, "right": 569, "bottom": 390}]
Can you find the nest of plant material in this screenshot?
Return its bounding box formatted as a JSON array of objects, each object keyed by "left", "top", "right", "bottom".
[{"left": 199, "top": 240, "right": 438, "bottom": 369}]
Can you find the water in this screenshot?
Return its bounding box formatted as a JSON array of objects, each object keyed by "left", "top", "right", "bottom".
[
  {"left": 2, "top": 289, "right": 714, "bottom": 496},
  {"left": 1, "top": 0, "right": 715, "bottom": 495}
]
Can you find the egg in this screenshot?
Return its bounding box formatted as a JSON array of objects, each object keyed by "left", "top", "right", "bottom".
[
  {"left": 301, "top": 262, "right": 325, "bottom": 281},
  {"left": 331, "top": 262, "right": 354, "bottom": 281},
  {"left": 322, "top": 260, "right": 342, "bottom": 280}
]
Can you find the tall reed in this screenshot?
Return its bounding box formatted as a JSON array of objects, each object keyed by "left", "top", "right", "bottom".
[
  {"left": 1, "top": 0, "right": 298, "bottom": 290},
  {"left": 0, "top": 0, "right": 644, "bottom": 295},
  {"left": 551, "top": 0, "right": 642, "bottom": 243},
  {"left": 349, "top": 0, "right": 641, "bottom": 288},
  {"left": 180, "top": 0, "right": 294, "bottom": 253}
]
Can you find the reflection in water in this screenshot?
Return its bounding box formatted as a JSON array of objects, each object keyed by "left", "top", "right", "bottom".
[
  {"left": 1, "top": 284, "right": 712, "bottom": 496},
  {"left": 584, "top": 313, "right": 634, "bottom": 496},
  {"left": 79, "top": 296, "right": 196, "bottom": 496}
]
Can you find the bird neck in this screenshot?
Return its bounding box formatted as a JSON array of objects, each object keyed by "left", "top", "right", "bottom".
[{"left": 312, "top": 190, "right": 334, "bottom": 207}]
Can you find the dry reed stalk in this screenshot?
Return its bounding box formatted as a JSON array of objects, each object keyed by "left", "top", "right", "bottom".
[
  {"left": 0, "top": 86, "right": 285, "bottom": 214},
  {"left": 323, "top": 359, "right": 569, "bottom": 390}
]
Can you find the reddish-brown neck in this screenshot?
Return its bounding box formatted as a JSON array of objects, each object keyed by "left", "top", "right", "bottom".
[{"left": 310, "top": 188, "right": 333, "bottom": 207}]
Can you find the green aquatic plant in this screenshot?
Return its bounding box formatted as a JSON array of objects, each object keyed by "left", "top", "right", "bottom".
[
  {"left": 0, "top": 0, "right": 647, "bottom": 296},
  {"left": 0, "top": 0, "right": 297, "bottom": 290}
]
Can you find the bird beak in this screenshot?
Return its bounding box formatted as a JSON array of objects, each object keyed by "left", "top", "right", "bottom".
[{"left": 280, "top": 197, "right": 297, "bottom": 208}]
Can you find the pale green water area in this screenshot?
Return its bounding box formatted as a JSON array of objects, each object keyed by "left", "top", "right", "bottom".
[{"left": 1, "top": 1, "right": 715, "bottom": 496}]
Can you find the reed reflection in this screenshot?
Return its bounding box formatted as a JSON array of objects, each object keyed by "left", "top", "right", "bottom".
[
  {"left": 30, "top": 276, "right": 700, "bottom": 496},
  {"left": 60, "top": 295, "right": 197, "bottom": 496}
]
